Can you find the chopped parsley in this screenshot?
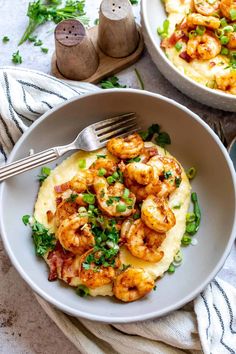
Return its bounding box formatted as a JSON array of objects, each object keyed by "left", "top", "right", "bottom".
[
  {"left": 155, "top": 132, "right": 171, "bottom": 148},
  {"left": 163, "top": 170, "right": 172, "bottom": 179},
  {"left": 22, "top": 215, "right": 56, "bottom": 256},
  {"left": 66, "top": 193, "right": 78, "bottom": 202},
  {"left": 175, "top": 177, "right": 182, "bottom": 188},
  {"left": 41, "top": 47, "right": 48, "bottom": 53},
  {"left": 126, "top": 156, "right": 141, "bottom": 163},
  {"left": 12, "top": 50, "right": 22, "bottom": 64},
  {"left": 2, "top": 36, "right": 10, "bottom": 43},
  {"left": 130, "top": 0, "right": 138, "bottom": 4},
  {"left": 38, "top": 166, "right": 51, "bottom": 183},
  {"left": 100, "top": 76, "right": 127, "bottom": 89},
  {"left": 34, "top": 39, "right": 43, "bottom": 46}
]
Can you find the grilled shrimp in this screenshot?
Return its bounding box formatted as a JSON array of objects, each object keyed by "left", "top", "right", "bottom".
[
  {"left": 107, "top": 133, "right": 144, "bottom": 159},
  {"left": 55, "top": 200, "right": 79, "bottom": 228},
  {"left": 186, "top": 32, "right": 221, "bottom": 60},
  {"left": 70, "top": 170, "right": 94, "bottom": 193},
  {"left": 227, "top": 32, "right": 236, "bottom": 49},
  {"left": 148, "top": 156, "right": 182, "bottom": 197},
  {"left": 79, "top": 250, "right": 116, "bottom": 288},
  {"left": 141, "top": 195, "right": 176, "bottom": 233},
  {"left": 93, "top": 176, "right": 136, "bottom": 217},
  {"left": 124, "top": 162, "right": 154, "bottom": 185},
  {"left": 187, "top": 13, "right": 220, "bottom": 29},
  {"left": 57, "top": 215, "right": 95, "bottom": 255},
  {"left": 215, "top": 70, "right": 236, "bottom": 94},
  {"left": 113, "top": 268, "right": 154, "bottom": 302},
  {"left": 220, "top": 0, "right": 236, "bottom": 19},
  {"left": 194, "top": 0, "right": 220, "bottom": 16},
  {"left": 89, "top": 158, "right": 117, "bottom": 176},
  {"left": 123, "top": 219, "right": 165, "bottom": 262},
  {"left": 128, "top": 181, "right": 162, "bottom": 202}
]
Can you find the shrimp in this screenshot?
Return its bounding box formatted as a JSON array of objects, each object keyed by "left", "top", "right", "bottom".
[
  {"left": 128, "top": 181, "right": 162, "bottom": 202},
  {"left": 215, "top": 70, "right": 236, "bottom": 94},
  {"left": 107, "top": 133, "right": 144, "bottom": 159},
  {"left": 113, "top": 268, "right": 154, "bottom": 302},
  {"left": 89, "top": 158, "right": 117, "bottom": 176},
  {"left": 227, "top": 32, "right": 236, "bottom": 49},
  {"left": 55, "top": 200, "right": 79, "bottom": 228},
  {"left": 124, "top": 162, "right": 154, "bottom": 185},
  {"left": 123, "top": 219, "right": 166, "bottom": 262},
  {"left": 186, "top": 32, "right": 221, "bottom": 60},
  {"left": 194, "top": 0, "right": 220, "bottom": 16},
  {"left": 220, "top": 0, "right": 236, "bottom": 19},
  {"left": 187, "top": 13, "right": 220, "bottom": 29},
  {"left": 148, "top": 156, "right": 182, "bottom": 197},
  {"left": 79, "top": 250, "right": 116, "bottom": 288},
  {"left": 93, "top": 176, "right": 136, "bottom": 217},
  {"left": 141, "top": 195, "right": 176, "bottom": 233},
  {"left": 69, "top": 170, "right": 94, "bottom": 193},
  {"left": 57, "top": 215, "right": 95, "bottom": 255}
]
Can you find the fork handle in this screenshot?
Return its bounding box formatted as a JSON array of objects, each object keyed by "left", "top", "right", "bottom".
[{"left": 0, "top": 148, "right": 59, "bottom": 182}]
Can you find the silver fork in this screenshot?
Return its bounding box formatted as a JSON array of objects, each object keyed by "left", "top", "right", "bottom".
[{"left": 0, "top": 112, "right": 138, "bottom": 182}]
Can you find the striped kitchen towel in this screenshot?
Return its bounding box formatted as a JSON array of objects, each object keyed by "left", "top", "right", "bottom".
[{"left": 0, "top": 67, "right": 236, "bottom": 354}]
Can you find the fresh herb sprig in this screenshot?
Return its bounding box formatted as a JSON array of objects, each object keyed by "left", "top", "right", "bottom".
[
  {"left": 100, "top": 76, "right": 127, "bottom": 89},
  {"left": 139, "top": 124, "right": 171, "bottom": 148},
  {"left": 2, "top": 36, "right": 10, "bottom": 43},
  {"left": 130, "top": 0, "right": 138, "bottom": 4},
  {"left": 22, "top": 215, "right": 56, "bottom": 256},
  {"left": 19, "top": 0, "right": 88, "bottom": 45},
  {"left": 12, "top": 50, "right": 22, "bottom": 64}
]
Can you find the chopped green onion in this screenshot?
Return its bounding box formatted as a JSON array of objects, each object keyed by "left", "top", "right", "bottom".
[
  {"left": 82, "top": 193, "right": 95, "bottom": 204},
  {"left": 186, "top": 166, "right": 197, "bottom": 180},
  {"left": 230, "top": 9, "right": 236, "bottom": 21},
  {"left": 78, "top": 159, "right": 86, "bottom": 169},
  {"left": 116, "top": 204, "right": 126, "bottom": 212},
  {"left": 189, "top": 30, "right": 197, "bottom": 39},
  {"left": 34, "top": 39, "right": 43, "bottom": 46},
  {"left": 233, "top": 24, "right": 236, "bottom": 32},
  {"left": 196, "top": 25, "right": 205, "bottom": 36},
  {"left": 223, "top": 25, "right": 233, "bottom": 33},
  {"left": 221, "top": 47, "right": 229, "bottom": 55},
  {"left": 175, "top": 42, "right": 183, "bottom": 52},
  {"left": 12, "top": 50, "right": 22, "bottom": 64},
  {"left": 112, "top": 171, "right": 119, "bottom": 180},
  {"left": 107, "top": 176, "right": 115, "bottom": 184},
  {"left": 97, "top": 154, "right": 106, "bottom": 159},
  {"left": 220, "top": 35, "right": 229, "bottom": 45},
  {"left": 206, "top": 80, "right": 217, "bottom": 89},
  {"left": 173, "top": 204, "right": 181, "bottom": 209},
  {"left": 157, "top": 19, "right": 170, "bottom": 39},
  {"left": 167, "top": 263, "right": 175, "bottom": 273},
  {"left": 38, "top": 166, "right": 51, "bottom": 183},
  {"left": 122, "top": 188, "right": 130, "bottom": 199},
  {"left": 98, "top": 168, "right": 106, "bottom": 176},
  {"left": 76, "top": 285, "right": 90, "bottom": 297},
  {"left": 134, "top": 68, "right": 145, "bottom": 90},
  {"left": 174, "top": 250, "right": 182, "bottom": 263},
  {"left": 181, "top": 234, "right": 192, "bottom": 246},
  {"left": 175, "top": 177, "right": 182, "bottom": 188},
  {"left": 220, "top": 18, "right": 228, "bottom": 28},
  {"left": 22, "top": 215, "right": 30, "bottom": 225}
]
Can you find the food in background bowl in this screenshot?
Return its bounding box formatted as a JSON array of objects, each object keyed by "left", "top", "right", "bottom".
[
  {"left": 23, "top": 128, "right": 200, "bottom": 302},
  {"left": 158, "top": 0, "right": 236, "bottom": 95}
]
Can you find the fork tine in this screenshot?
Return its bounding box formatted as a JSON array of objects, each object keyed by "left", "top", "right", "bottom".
[
  {"left": 99, "top": 127, "right": 141, "bottom": 146},
  {"left": 92, "top": 112, "right": 135, "bottom": 130},
  {"left": 96, "top": 117, "right": 136, "bottom": 136},
  {"left": 98, "top": 122, "right": 138, "bottom": 142}
]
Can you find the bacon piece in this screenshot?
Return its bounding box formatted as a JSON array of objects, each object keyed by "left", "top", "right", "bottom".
[
  {"left": 54, "top": 182, "right": 70, "bottom": 193},
  {"left": 179, "top": 51, "right": 192, "bottom": 63},
  {"left": 161, "top": 31, "right": 186, "bottom": 49},
  {"left": 47, "top": 242, "right": 75, "bottom": 282},
  {"left": 56, "top": 197, "right": 63, "bottom": 206},
  {"left": 209, "top": 61, "right": 216, "bottom": 68},
  {"left": 46, "top": 210, "right": 54, "bottom": 223}
]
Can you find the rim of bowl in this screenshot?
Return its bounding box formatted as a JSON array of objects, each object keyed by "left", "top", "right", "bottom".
[
  {"left": 0, "top": 89, "right": 236, "bottom": 323},
  {"left": 141, "top": 0, "right": 236, "bottom": 102}
]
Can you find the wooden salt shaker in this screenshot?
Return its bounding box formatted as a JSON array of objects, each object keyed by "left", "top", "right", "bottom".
[
  {"left": 54, "top": 19, "right": 99, "bottom": 80},
  {"left": 98, "top": 0, "right": 140, "bottom": 58}
]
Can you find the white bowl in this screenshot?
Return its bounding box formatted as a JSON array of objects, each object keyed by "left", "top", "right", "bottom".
[
  {"left": 0, "top": 89, "right": 236, "bottom": 323},
  {"left": 141, "top": 0, "right": 236, "bottom": 111}
]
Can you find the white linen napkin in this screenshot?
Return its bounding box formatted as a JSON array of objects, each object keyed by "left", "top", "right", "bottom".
[{"left": 0, "top": 67, "right": 235, "bottom": 354}]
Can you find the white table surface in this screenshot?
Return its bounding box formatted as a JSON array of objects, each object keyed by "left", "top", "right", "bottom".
[{"left": 0, "top": 1, "right": 235, "bottom": 353}]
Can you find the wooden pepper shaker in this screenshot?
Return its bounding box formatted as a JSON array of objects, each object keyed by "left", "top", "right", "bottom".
[
  {"left": 54, "top": 19, "right": 99, "bottom": 80},
  {"left": 98, "top": 0, "right": 140, "bottom": 58}
]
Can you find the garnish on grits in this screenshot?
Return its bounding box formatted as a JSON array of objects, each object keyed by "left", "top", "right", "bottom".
[
  {"left": 158, "top": 0, "right": 236, "bottom": 95},
  {"left": 22, "top": 126, "right": 200, "bottom": 302}
]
